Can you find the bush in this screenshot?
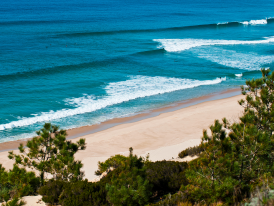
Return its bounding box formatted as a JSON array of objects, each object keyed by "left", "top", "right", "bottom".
[
  {"left": 1, "top": 197, "right": 26, "bottom": 206},
  {"left": 106, "top": 148, "right": 153, "bottom": 206},
  {"left": 39, "top": 166, "right": 122, "bottom": 206},
  {"left": 178, "top": 145, "right": 204, "bottom": 158},
  {"left": 38, "top": 180, "right": 67, "bottom": 205},
  {"left": 149, "top": 192, "right": 186, "bottom": 206},
  {"left": 146, "top": 161, "right": 188, "bottom": 198},
  {"left": 95, "top": 154, "right": 128, "bottom": 176},
  {"left": 39, "top": 179, "right": 107, "bottom": 206},
  {"left": 59, "top": 179, "right": 110, "bottom": 206},
  {"left": 0, "top": 164, "right": 40, "bottom": 202}
]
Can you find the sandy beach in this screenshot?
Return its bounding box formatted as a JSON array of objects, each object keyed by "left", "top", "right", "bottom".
[{"left": 0, "top": 89, "right": 244, "bottom": 181}]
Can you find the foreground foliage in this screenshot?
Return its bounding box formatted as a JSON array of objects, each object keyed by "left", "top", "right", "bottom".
[
  {"left": 38, "top": 148, "right": 190, "bottom": 206},
  {"left": 146, "top": 160, "right": 188, "bottom": 198},
  {"left": 183, "top": 69, "right": 274, "bottom": 204},
  {"left": 178, "top": 145, "right": 204, "bottom": 159},
  {"left": 8, "top": 123, "right": 86, "bottom": 185},
  {"left": 95, "top": 154, "right": 128, "bottom": 176},
  {"left": 105, "top": 147, "right": 152, "bottom": 206},
  {"left": 1, "top": 197, "right": 26, "bottom": 206},
  {"left": 149, "top": 192, "right": 186, "bottom": 206},
  {"left": 0, "top": 164, "right": 40, "bottom": 202}
]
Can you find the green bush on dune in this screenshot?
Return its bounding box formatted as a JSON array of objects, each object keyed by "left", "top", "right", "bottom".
[
  {"left": 146, "top": 160, "right": 188, "bottom": 198},
  {"left": 38, "top": 179, "right": 67, "bottom": 205},
  {"left": 38, "top": 148, "right": 151, "bottom": 206},
  {"left": 95, "top": 154, "right": 128, "bottom": 176},
  {"left": 59, "top": 180, "right": 105, "bottom": 206},
  {"left": 105, "top": 147, "right": 152, "bottom": 206},
  {"left": 39, "top": 158, "right": 190, "bottom": 206},
  {"left": 38, "top": 178, "right": 110, "bottom": 206},
  {"left": 1, "top": 197, "right": 26, "bottom": 206},
  {"left": 0, "top": 164, "right": 40, "bottom": 202},
  {"left": 149, "top": 192, "right": 186, "bottom": 206},
  {"left": 178, "top": 145, "right": 204, "bottom": 159}
]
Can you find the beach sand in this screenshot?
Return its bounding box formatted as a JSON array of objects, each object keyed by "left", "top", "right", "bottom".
[{"left": 0, "top": 89, "right": 244, "bottom": 181}]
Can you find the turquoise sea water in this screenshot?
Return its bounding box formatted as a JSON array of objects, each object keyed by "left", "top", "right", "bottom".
[{"left": 1, "top": 0, "right": 274, "bottom": 142}]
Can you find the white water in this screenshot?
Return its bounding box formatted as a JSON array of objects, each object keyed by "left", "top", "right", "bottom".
[
  {"left": 217, "top": 22, "right": 228, "bottom": 25},
  {"left": 0, "top": 76, "right": 226, "bottom": 130},
  {"left": 195, "top": 48, "right": 274, "bottom": 71},
  {"left": 241, "top": 19, "right": 267, "bottom": 25},
  {"left": 154, "top": 37, "right": 274, "bottom": 52}
]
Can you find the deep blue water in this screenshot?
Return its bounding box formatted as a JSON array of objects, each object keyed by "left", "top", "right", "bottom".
[{"left": 1, "top": 0, "right": 274, "bottom": 142}]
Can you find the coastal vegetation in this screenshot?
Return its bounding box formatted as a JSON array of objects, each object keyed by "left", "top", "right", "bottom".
[
  {"left": 1, "top": 69, "right": 274, "bottom": 205},
  {"left": 8, "top": 123, "right": 86, "bottom": 185}
]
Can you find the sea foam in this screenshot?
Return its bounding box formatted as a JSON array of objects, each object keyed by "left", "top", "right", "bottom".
[
  {"left": 217, "top": 22, "right": 228, "bottom": 25},
  {"left": 235, "top": 73, "right": 243, "bottom": 77},
  {"left": 241, "top": 19, "right": 267, "bottom": 25},
  {"left": 0, "top": 76, "right": 225, "bottom": 130},
  {"left": 154, "top": 37, "right": 274, "bottom": 52},
  {"left": 195, "top": 47, "right": 274, "bottom": 71}
]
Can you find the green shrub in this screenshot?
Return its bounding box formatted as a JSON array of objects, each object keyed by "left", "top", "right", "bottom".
[
  {"left": 178, "top": 145, "right": 204, "bottom": 158},
  {"left": 1, "top": 197, "right": 26, "bottom": 206},
  {"left": 39, "top": 166, "right": 121, "bottom": 206},
  {"left": 146, "top": 161, "right": 188, "bottom": 198},
  {"left": 106, "top": 148, "right": 153, "bottom": 206},
  {"left": 95, "top": 154, "right": 128, "bottom": 175},
  {"left": 59, "top": 179, "right": 110, "bottom": 206},
  {"left": 0, "top": 188, "right": 10, "bottom": 202},
  {"left": 0, "top": 164, "right": 40, "bottom": 202},
  {"left": 149, "top": 192, "right": 186, "bottom": 206},
  {"left": 38, "top": 180, "right": 67, "bottom": 205}
]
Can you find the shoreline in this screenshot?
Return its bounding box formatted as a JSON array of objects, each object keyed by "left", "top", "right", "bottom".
[
  {"left": 0, "top": 87, "right": 244, "bottom": 180},
  {"left": 0, "top": 87, "right": 241, "bottom": 153}
]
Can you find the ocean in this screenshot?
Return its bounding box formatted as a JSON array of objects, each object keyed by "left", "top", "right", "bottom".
[{"left": 1, "top": 0, "right": 274, "bottom": 143}]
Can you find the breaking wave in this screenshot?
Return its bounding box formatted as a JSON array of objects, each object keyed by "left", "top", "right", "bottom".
[
  {"left": 0, "top": 76, "right": 226, "bottom": 130},
  {"left": 195, "top": 48, "right": 274, "bottom": 71},
  {"left": 154, "top": 37, "right": 274, "bottom": 52},
  {"left": 241, "top": 19, "right": 267, "bottom": 25}
]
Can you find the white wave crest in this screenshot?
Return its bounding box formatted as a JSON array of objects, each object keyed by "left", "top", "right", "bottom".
[
  {"left": 217, "top": 22, "right": 228, "bottom": 25},
  {"left": 0, "top": 76, "right": 226, "bottom": 131},
  {"left": 235, "top": 73, "right": 243, "bottom": 77},
  {"left": 241, "top": 19, "right": 267, "bottom": 25},
  {"left": 195, "top": 47, "right": 274, "bottom": 71},
  {"left": 154, "top": 37, "right": 274, "bottom": 52}
]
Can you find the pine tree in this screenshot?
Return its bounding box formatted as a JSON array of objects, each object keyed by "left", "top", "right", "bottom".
[{"left": 8, "top": 123, "right": 86, "bottom": 185}]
